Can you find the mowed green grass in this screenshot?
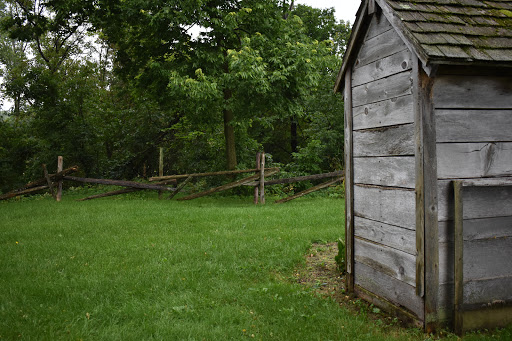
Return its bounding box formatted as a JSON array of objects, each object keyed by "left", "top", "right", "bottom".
[{"left": 0, "top": 193, "right": 510, "bottom": 340}]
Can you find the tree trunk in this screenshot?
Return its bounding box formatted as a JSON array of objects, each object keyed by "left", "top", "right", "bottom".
[
  {"left": 223, "top": 88, "right": 237, "bottom": 170},
  {"left": 290, "top": 117, "right": 298, "bottom": 153}
]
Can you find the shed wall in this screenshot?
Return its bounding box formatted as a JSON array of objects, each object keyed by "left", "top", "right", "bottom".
[
  {"left": 350, "top": 12, "right": 423, "bottom": 319},
  {"left": 433, "top": 73, "right": 512, "bottom": 323}
]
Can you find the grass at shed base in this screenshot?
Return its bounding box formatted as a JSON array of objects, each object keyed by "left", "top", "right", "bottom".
[{"left": 0, "top": 193, "right": 511, "bottom": 340}]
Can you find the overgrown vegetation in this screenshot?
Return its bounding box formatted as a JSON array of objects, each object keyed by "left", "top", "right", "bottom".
[
  {"left": 2, "top": 194, "right": 511, "bottom": 340},
  {"left": 0, "top": 0, "right": 350, "bottom": 193}
]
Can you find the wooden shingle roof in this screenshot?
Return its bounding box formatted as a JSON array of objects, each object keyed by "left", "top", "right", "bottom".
[
  {"left": 335, "top": 0, "right": 512, "bottom": 92},
  {"left": 390, "top": 0, "right": 512, "bottom": 63}
]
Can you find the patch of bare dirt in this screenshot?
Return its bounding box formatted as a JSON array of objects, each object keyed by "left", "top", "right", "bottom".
[{"left": 294, "top": 242, "right": 404, "bottom": 327}]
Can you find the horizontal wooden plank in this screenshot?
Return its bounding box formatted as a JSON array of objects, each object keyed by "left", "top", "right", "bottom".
[
  {"left": 434, "top": 75, "right": 512, "bottom": 109},
  {"left": 355, "top": 238, "right": 416, "bottom": 286},
  {"left": 354, "top": 216, "right": 416, "bottom": 255},
  {"left": 355, "top": 26, "right": 408, "bottom": 69},
  {"left": 352, "top": 49, "right": 413, "bottom": 87},
  {"left": 439, "top": 181, "right": 512, "bottom": 221},
  {"left": 353, "top": 94, "right": 414, "bottom": 130},
  {"left": 352, "top": 71, "right": 413, "bottom": 107},
  {"left": 354, "top": 262, "right": 424, "bottom": 318},
  {"left": 354, "top": 184, "right": 416, "bottom": 228},
  {"left": 460, "top": 177, "right": 512, "bottom": 187},
  {"left": 459, "top": 305, "right": 512, "bottom": 332},
  {"left": 364, "top": 11, "right": 393, "bottom": 41},
  {"left": 464, "top": 276, "right": 512, "bottom": 306},
  {"left": 354, "top": 156, "right": 415, "bottom": 188},
  {"left": 353, "top": 124, "right": 415, "bottom": 157},
  {"left": 436, "top": 109, "right": 512, "bottom": 143},
  {"left": 464, "top": 238, "right": 512, "bottom": 282},
  {"left": 437, "top": 142, "right": 512, "bottom": 179}
]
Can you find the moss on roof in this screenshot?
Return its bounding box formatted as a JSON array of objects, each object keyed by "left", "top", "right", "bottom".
[{"left": 386, "top": 0, "right": 512, "bottom": 62}]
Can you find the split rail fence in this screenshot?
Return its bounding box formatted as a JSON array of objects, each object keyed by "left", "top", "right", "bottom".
[{"left": 1, "top": 153, "right": 344, "bottom": 204}]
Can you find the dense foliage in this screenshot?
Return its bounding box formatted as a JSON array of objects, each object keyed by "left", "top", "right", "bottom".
[{"left": 0, "top": 0, "right": 350, "bottom": 193}]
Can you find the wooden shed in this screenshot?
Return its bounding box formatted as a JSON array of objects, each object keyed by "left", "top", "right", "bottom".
[{"left": 334, "top": 0, "right": 512, "bottom": 333}]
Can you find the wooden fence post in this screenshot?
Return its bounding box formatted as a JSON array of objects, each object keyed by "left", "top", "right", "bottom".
[
  {"left": 254, "top": 152, "right": 261, "bottom": 204},
  {"left": 259, "top": 152, "right": 265, "bottom": 204},
  {"left": 57, "top": 156, "right": 63, "bottom": 202},
  {"left": 159, "top": 147, "right": 164, "bottom": 200},
  {"left": 42, "top": 164, "right": 56, "bottom": 200}
]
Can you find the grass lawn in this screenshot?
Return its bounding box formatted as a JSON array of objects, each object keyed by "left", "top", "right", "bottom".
[{"left": 1, "top": 192, "right": 511, "bottom": 340}]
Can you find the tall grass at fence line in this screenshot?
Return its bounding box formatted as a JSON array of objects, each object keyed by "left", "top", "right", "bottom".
[{"left": 1, "top": 193, "right": 511, "bottom": 340}]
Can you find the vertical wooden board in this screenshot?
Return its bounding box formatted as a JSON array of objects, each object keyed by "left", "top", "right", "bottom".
[
  {"left": 353, "top": 94, "right": 414, "bottom": 130},
  {"left": 364, "top": 10, "right": 393, "bottom": 40},
  {"left": 354, "top": 216, "right": 416, "bottom": 254},
  {"left": 355, "top": 237, "right": 417, "bottom": 286},
  {"left": 434, "top": 75, "right": 512, "bottom": 109},
  {"left": 354, "top": 184, "right": 416, "bottom": 228},
  {"left": 345, "top": 66, "right": 355, "bottom": 290},
  {"left": 436, "top": 109, "right": 512, "bottom": 143},
  {"left": 355, "top": 27, "right": 408, "bottom": 69},
  {"left": 352, "top": 71, "right": 413, "bottom": 107},
  {"left": 454, "top": 181, "right": 464, "bottom": 336},
  {"left": 354, "top": 156, "right": 415, "bottom": 188},
  {"left": 353, "top": 124, "right": 415, "bottom": 157},
  {"left": 437, "top": 142, "right": 512, "bottom": 179},
  {"left": 354, "top": 262, "right": 425, "bottom": 319},
  {"left": 463, "top": 238, "right": 512, "bottom": 282},
  {"left": 352, "top": 49, "right": 413, "bottom": 87},
  {"left": 464, "top": 276, "right": 512, "bottom": 306}
]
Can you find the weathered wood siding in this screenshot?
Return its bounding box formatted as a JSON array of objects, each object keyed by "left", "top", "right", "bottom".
[
  {"left": 434, "top": 73, "right": 512, "bottom": 322},
  {"left": 350, "top": 12, "right": 422, "bottom": 319}
]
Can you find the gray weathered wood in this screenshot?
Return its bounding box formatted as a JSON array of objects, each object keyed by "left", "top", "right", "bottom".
[
  {"left": 42, "top": 164, "right": 56, "bottom": 199},
  {"left": 454, "top": 181, "right": 464, "bottom": 335},
  {"left": 345, "top": 65, "right": 355, "bottom": 291},
  {"left": 353, "top": 94, "right": 414, "bottom": 130},
  {"left": 353, "top": 123, "right": 415, "bottom": 157},
  {"left": 0, "top": 185, "right": 49, "bottom": 200},
  {"left": 364, "top": 10, "right": 393, "bottom": 40},
  {"left": 168, "top": 176, "right": 192, "bottom": 200},
  {"left": 459, "top": 177, "right": 512, "bottom": 188},
  {"left": 355, "top": 25, "right": 408, "bottom": 69},
  {"left": 354, "top": 184, "right": 416, "bottom": 228},
  {"left": 417, "top": 62, "right": 439, "bottom": 326},
  {"left": 244, "top": 171, "right": 344, "bottom": 186},
  {"left": 63, "top": 176, "right": 175, "bottom": 191},
  {"left": 436, "top": 109, "right": 512, "bottom": 143},
  {"left": 439, "top": 241, "right": 454, "bottom": 286},
  {"left": 463, "top": 216, "right": 512, "bottom": 241},
  {"left": 463, "top": 237, "right": 512, "bottom": 282},
  {"left": 434, "top": 75, "right": 512, "bottom": 109},
  {"left": 355, "top": 237, "right": 417, "bottom": 286},
  {"left": 355, "top": 262, "right": 425, "bottom": 319},
  {"left": 354, "top": 216, "right": 416, "bottom": 254},
  {"left": 149, "top": 168, "right": 279, "bottom": 181},
  {"left": 177, "top": 170, "right": 279, "bottom": 201},
  {"left": 254, "top": 152, "right": 260, "bottom": 204},
  {"left": 464, "top": 276, "right": 512, "bottom": 306},
  {"left": 352, "top": 70, "right": 413, "bottom": 107},
  {"left": 437, "top": 142, "right": 512, "bottom": 179},
  {"left": 439, "top": 185, "right": 512, "bottom": 221},
  {"left": 413, "top": 56, "right": 425, "bottom": 299},
  {"left": 352, "top": 49, "right": 413, "bottom": 87},
  {"left": 57, "top": 156, "right": 63, "bottom": 202},
  {"left": 259, "top": 152, "right": 265, "bottom": 204},
  {"left": 354, "top": 156, "right": 415, "bottom": 188}
]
